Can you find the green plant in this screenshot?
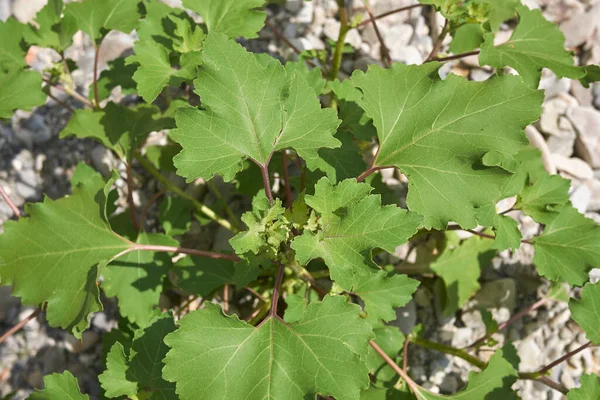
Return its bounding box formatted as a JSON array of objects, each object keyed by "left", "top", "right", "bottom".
[{"left": 0, "top": 0, "right": 599, "bottom": 399}]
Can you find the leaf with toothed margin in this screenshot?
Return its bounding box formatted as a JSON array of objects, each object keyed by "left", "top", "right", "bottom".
[
  {"left": 567, "top": 374, "right": 600, "bottom": 400},
  {"left": 570, "top": 282, "right": 600, "bottom": 344},
  {"left": 173, "top": 256, "right": 235, "bottom": 297},
  {"left": 182, "top": 0, "right": 265, "bottom": 39},
  {"left": 64, "top": 0, "right": 141, "bottom": 40},
  {"left": 0, "top": 179, "right": 132, "bottom": 338},
  {"left": 23, "top": 0, "right": 77, "bottom": 51},
  {"left": 532, "top": 205, "right": 600, "bottom": 286},
  {"left": 29, "top": 371, "right": 89, "bottom": 400},
  {"left": 479, "top": 6, "right": 585, "bottom": 88},
  {"left": 349, "top": 62, "right": 543, "bottom": 230},
  {"left": 291, "top": 178, "right": 423, "bottom": 291},
  {"left": 163, "top": 295, "right": 373, "bottom": 400},
  {"left": 170, "top": 33, "right": 341, "bottom": 183},
  {"left": 0, "top": 18, "right": 27, "bottom": 71},
  {"left": 0, "top": 69, "right": 47, "bottom": 119}
]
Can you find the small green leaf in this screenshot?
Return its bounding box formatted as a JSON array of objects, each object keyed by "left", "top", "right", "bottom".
[
  {"left": 431, "top": 235, "right": 495, "bottom": 316},
  {"left": 173, "top": 256, "right": 234, "bottom": 297},
  {"left": 64, "top": 0, "right": 141, "bottom": 40},
  {"left": 350, "top": 62, "right": 542, "bottom": 229},
  {"left": 449, "top": 24, "right": 484, "bottom": 54},
  {"left": 159, "top": 196, "right": 193, "bottom": 237},
  {"left": 570, "top": 283, "right": 600, "bottom": 344},
  {"left": 0, "top": 70, "right": 46, "bottom": 119},
  {"left": 292, "top": 178, "right": 422, "bottom": 291},
  {"left": 23, "top": 0, "right": 76, "bottom": 51},
  {"left": 311, "top": 131, "right": 367, "bottom": 183},
  {"left": 99, "top": 342, "right": 137, "bottom": 398},
  {"left": 170, "top": 33, "right": 340, "bottom": 182},
  {"left": 0, "top": 18, "right": 26, "bottom": 71},
  {"left": 163, "top": 295, "right": 373, "bottom": 400},
  {"left": 28, "top": 371, "right": 88, "bottom": 400},
  {"left": 182, "top": 0, "right": 266, "bottom": 39},
  {"left": 533, "top": 205, "right": 600, "bottom": 286},
  {"left": 479, "top": 6, "right": 585, "bottom": 87},
  {"left": 567, "top": 374, "right": 600, "bottom": 400}
]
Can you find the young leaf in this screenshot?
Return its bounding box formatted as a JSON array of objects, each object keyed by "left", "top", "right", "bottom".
[
  {"left": 163, "top": 295, "right": 373, "bottom": 400},
  {"left": 533, "top": 205, "right": 600, "bottom": 286},
  {"left": 99, "top": 342, "right": 137, "bottom": 398},
  {"left": 431, "top": 235, "right": 495, "bottom": 316},
  {"left": 570, "top": 283, "right": 600, "bottom": 344},
  {"left": 182, "top": 0, "right": 266, "bottom": 39},
  {"left": 23, "top": 0, "right": 76, "bottom": 51},
  {"left": 0, "top": 181, "right": 131, "bottom": 337},
  {"left": 353, "top": 270, "right": 420, "bottom": 323},
  {"left": 64, "top": 0, "right": 141, "bottom": 41},
  {"left": 29, "top": 371, "right": 88, "bottom": 400},
  {"left": 0, "top": 18, "right": 26, "bottom": 71},
  {"left": 350, "top": 62, "right": 542, "bottom": 229},
  {"left": 567, "top": 374, "right": 600, "bottom": 400},
  {"left": 90, "top": 58, "right": 137, "bottom": 102},
  {"left": 103, "top": 233, "right": 177, "bottom": 328},
  {"left": 518, "top": 174, "right": 571, "bottom": 223},
  {"left": 173, "top": 256, "right": 235, "bottom": 297},
  {"left": 170, "top": 33, "right": 341, "bottom": 182},
  {"left": 0, "top": 70, "right": 47, "bottom": 119},
  {"left": 291, "top": 178, "right": 423, "bottom": 290},
  {"left": 479, "top": 6, "right": 585, "bottom": 87}
]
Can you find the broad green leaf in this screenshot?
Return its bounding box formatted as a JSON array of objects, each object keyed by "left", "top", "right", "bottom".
[
  {"left": 90, "top": 57, "right": 137, "bottom": 101},
  {"left": 99, "top": 342, "right": 137, "bottom": 398},
  {"left": 28, "top": 371, "right": 88, "bottom": 400},
  {"left": 60, "top": 103, "right": 170, "bottom": 159},
  {"left": 449, "top": 24, "right": 484, "bottom": 54},
  {"left": 0, "top": 18, "right": 26, "bottom": 71},
  {"left": 159, "top": 196, "right": 193, "bottom": 237},
  {"left": 169, "top": 14, "right": 205, "bottom": 53},
  {"left": 311, "top": 131, "right": 367, "bottom": 183},
  {"left": 350, "top": 62, "right": 542, "bottom": 229},
  {"left": 64, "top": 0, "right": 141, "bottom": 40},
  {"left": 0, "top": 70, "right": 46, "bottom": 119},
  {"left": 570, "top": 283, "right": 600, "bottom": 344},
  {"left": 479, "top": 6, "right": 585, "bottom": 87},
  {"left": 366, "top": 326, "right": 405, "bottom": 384},
  {"left": 354, "top": 270, "right": 420, "bottom": 323},
  {"left": 414, "top": 344, "right": 519, "bottom": 399},
  {"left": 104, "top": 233, "right": 177, "bottom": 328},
  {"left": 71, "top": 162, "right": 103, "bottom": 188},
  {"left": 136, "top": 0, "right": 179, "bottom": 44},
  {"left": 567, "top": 374, "right": 600, "bottom": 400},
  {"left": 422, "top": 0, "right": 518, "bottom": 31},
  {"left": 0, "top": 181, "right": 131, "bottom": 337},
  {"left": 431, "top": 235, "right": 495, "bottom": 316},
  {"left": 127, "top": 313, "right": 177, "bottom": 399},
  {"left": 490, "top": 213, "right": 521, "bottom": 250},
  {"left": 182, "top": 0, "right": 266, "bottom": 39},
  {"left": 173, "top": 256, "right": 234, "bottom": 296},
  {"left": 23, "top": 0, "right": 76, "bottom": 51},
  {"left": 283, "top": 284, "right": 320, "bottom": 323},
  {"left": 170, "top": 33, "right": 341, "bottom": 182},
  {"left": 292, "top": 178, "right": 423, "bottom": 290},
  {"left": 284, "top": 61, "right": 326, "bottom": 95},
  {"left": 533, "top": 205, "right": 600, "bottom": 286},
  {"left": 518, "top": 174, "right": 571, "bottom": 223},
  {"left": 163, "top": 295, "right": 373, "bottom": 400}
]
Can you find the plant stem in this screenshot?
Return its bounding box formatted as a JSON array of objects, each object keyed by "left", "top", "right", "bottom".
[
  {"left": 281, "top": 152, "right": 293, "bottom": 209},
  {"left": 264, "top": 19, "right": 318, "bottom": 68},
  {"left": 445, "top": 226, "right": 533, "bottom": 245},
  {"left": 356, "top": 165, "right": 387, "bottom": 183},
  {"left": 538, "top": 341, "right": 592, "bottom": 375},
  {"left": 329, "top": 0, "right": 350, "bottom": 82},
  {"left": 0, "top": 184, "right": 21, "bottom": 218},
  {"left": 223, "top": 284, "right": 230, "bottom": 314},
  {"left": 139, "top": 189, "right": 166, "bottom": 230},
  {"left": 270, "top": 264, "right": 285, "bottom": 317},
  {"left": 93, "top": 40, "right": 102, "bottom": 109},
  {"left": 357, "top": 4, "right": 423, "bottom": 27},
  {"left": 245, "top": 287, "right": 268, "bottom": 303},
  {"left": 402, "top": 337, "right": 410, "bottom": 372},
  {"left": 466, "top": 298, "right": 548, "bottom": 349},
  {"left": 259, "top": 163, "right": 274, "bottom": 205},
  {"left": 134, "top": 153, "right": 238, "bottom": 232},
  {"left": 369, "top": 340, "right": 422, "bottom": 395},
  {"left": 42, "top": 78, "right": 94, "bottom": 108},
  {"left": 126, "top": 162, "right": 140, "bottom": 231},
  {"left": 131, "top": 243, "right": 240, "bottom": 261},
  {"left": 431, "top": 50, "right": 481, "bottom": 62},
  {"left": 425, "top": 19, "right": 449, "bottom": 61},
  {"left": 360, "top": 0, "right": 392, "bottom": 66},
  {"left": 0, "top": 308, "right": 41, "bottom": 345},
  {"left": 410, "top": 336, "right": 488, "bottom": 369},
  {"left": 206, "top": 180, "right": 243, "bottom": 231},
  {"left": 46, "top": 90, "right": 75, "bottom": 113}
]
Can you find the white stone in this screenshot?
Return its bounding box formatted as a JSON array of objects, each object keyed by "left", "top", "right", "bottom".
[
  {"left": 518, "top": 338, "right": 544, "bottom": 372},
  {"left": 552, "top": 154, "right": 594, "bottom": 180},
  {"left": 296, "top": 0, "right": 314, "bottom": 24},
  {"left": 559, "top": 4, "right": 600, "bottom": 48},
  {"left": 585, "top": 179, "right": 600, "bottom": 211},
  {"left": 568, "top": 106, "right": 600, "bottom": 168},
  {"left": 570, "top": 184, "right": 591, "bottom": 213},
  {"left": 91, "top": 145, "right": 114, "bottom": 177}
]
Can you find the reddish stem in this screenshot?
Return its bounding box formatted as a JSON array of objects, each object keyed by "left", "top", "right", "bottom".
[
  {"left": 357, "top": 4, "right": 423, "bottom": 27},
  {"left": 259, "top": 163, "right": 274, "bottom": 205},
  {"left": 431, "top": 50, "right": 481, "bottom": 62},
  {"left": 126, "top": 163, "right": 140, "bottom": 232},
  {"left": 46, "top": 90, "right": 75, "bottom": 113},
  {"left": 0, "top": 308, "right": 41, "bottom": 345},
  {"left": 0, "top": 184, "right": 21, "bottom": 218},
  {"left": 369, "top": 340, "right": 421, "bottom": 395},
  {"left": 281, "top": 152, "right": 293, "bottom": 209},
  {"left": 356, "top": 166, "right": 386, "bottom": 183},
  {"left": 270, "top": 264, "right": 285, "bottom": 317},
  {"left": 93, "top": 41, "right": 102, "bottom": 108},
  {"left": 245, "top": 287, "right": 267, "bottom": 303},
  {"left": 402, "top": 337, "right": 409, "bottom": 372},
  {"left": 426, "top": 19, "right": 448, "bottom": 62},
  {"left": 360, "top": 0, "right": 392, "bottom": 66},
  {"left": 538, "top": 341, "right": 592, "bottom": 374}
]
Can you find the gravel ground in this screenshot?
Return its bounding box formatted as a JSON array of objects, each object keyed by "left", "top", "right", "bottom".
[{"left": 1, "top": 0, "right": 600, "bottom": 399}]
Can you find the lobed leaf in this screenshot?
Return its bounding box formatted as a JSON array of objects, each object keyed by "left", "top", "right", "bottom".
[
  {"left": 0, "top": 70, "right": 46, "bottom": 119},
  {"left": 567, "top": 374, "right": 600, "bottom": 400},
  {"left": 28, "top": 371, "right": 88, "bottom": 400},
  {"left": 570, "top": 283, "right": 600, "bottom": 344},
  {"left": 64, "top": 0, "right": 141, "bottom": 40},
  {"left": 182, "top": 0, "right": 266, "bottom": 39}
]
